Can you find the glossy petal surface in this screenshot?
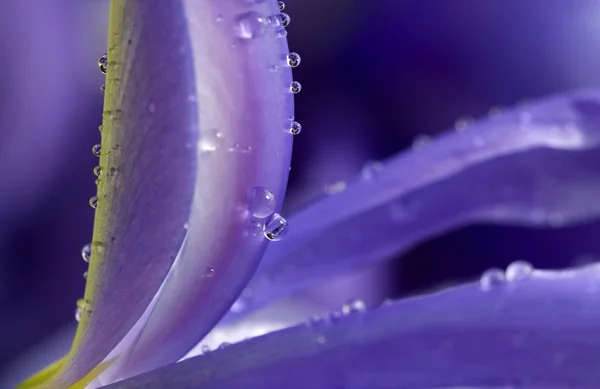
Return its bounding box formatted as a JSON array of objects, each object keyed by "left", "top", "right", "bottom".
[
  {"left": 19, "top": 0, "right": 293, "bottom": 387},
  {"left": 224, "top": 90, "right": 600, "bottom": 323},
  {"left": 99, "top": 0, "right": 295, "bottom": 382},
  {"left": 106, "top": 263, "right": 600, "bottom": 389}
]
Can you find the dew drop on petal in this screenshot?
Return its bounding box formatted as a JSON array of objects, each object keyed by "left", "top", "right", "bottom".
[
  {"left": 81, "top": 243, "right": 91, "bottom": 263},
  {"left": 92, "top": 144, "right": 102, "bottom": 157},
  {"left": 205, "top": 267, "right": 215, "bottom": 278},
  {"left": 89, "top": 196, "right": 98, "bottom": 209},
  {"left": 236, "top": 11, "right": 267, "bottom": 39},
  {"left": 75, "top": 307, "right": 82, "bottom": 322},
  {"left": 201, "top": 345, "right": 211, "bottom": 354},
  {"left": 218, "top": 342, "right": 231, "bottom": 350},
  {"left": 289, "top": 81, "right": 302, "bottom": 94},
  {"left": 279, "top": 12, "right": 290, "bottom": 27},
  {"left": 289, "top": 121, "right": 302, "bottom": 135},
  {"left": 248, "top": 187, "right": 276, "bottom": 218},
  {"left": 505, "top": 260, "right": 533, "bottom": 282},
  {"left": 263, "top": 213, "right": 288, "bottom": 241},
  {"left": 98, "top": 53, "right": 108, "bottom": 74},
  {"left": 98, "top": 125, "right": 103, "bottom": 132},
  {"left": 341, "top": 298, "right": 366, "bottom": 315},
  {"left": 361, "top": 160, "right": 383, "bottom": 179},
  {"left": 480, "top": 268, "right": 505, "bottom": 291},
  {"left": 93, "top": 166, "right": 102, "bottom": 177},
  {"left": 275, "top": 27, "right": 288, "bottom": 38},
  {"left": 83, "top": 271, "right": 88, "bottom": 279},
  {"left": 277, "top": 1, "right": 285, "bottom": 11},
  {"left": 100, "top": 84, "right": 106, "bottom": 93},
  {"left": 286, "top": 52, "right": 301, "bottom": 67}
]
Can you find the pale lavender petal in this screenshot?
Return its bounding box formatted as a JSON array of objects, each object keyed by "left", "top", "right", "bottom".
[
  {"left": 105, "top": 263, "right": 600, "bottom": 389},
  {"left": 19, "top": 0, "right": 293, "bottom": 387},
  {"left": 224, "top": 90, "right": 600, "bottom": 323},
  {"left": 102, "top": 0, "right": 294, "bottom": 382}
]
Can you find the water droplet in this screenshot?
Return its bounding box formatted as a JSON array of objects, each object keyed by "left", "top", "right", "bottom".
[
  {"left": 75, "top": 298, "right": 91, "bottom": 322},
  {"left": 248, "top": 187, "right": 276, "bottom": 218},
  {"left": 95, "top": 179, "right": 101, "bottom": 186},
  {"left": 412, "top": 134, "right": 431, "bottom": 150},
  {"left": 236, "top": 11, "right": 267, "bottom": 39},
  {"left": 201, "top": 345, "right": 211, "bottom": 354},
  {"left": 341, "top": 299, "right": 366, "bottom": 314},
  {"left": 275, "top": 27, "right": 288, "bottom": 38},
  {"left": 205, "top": 267, "right": 215, "bottom": 278},
  {"left": 361, "top": 160, "right": 383, "bottom": 179},
  {"left": 324, "top": 181, "right": 347, "bottom": 195},
  {"left": 83, "top": 271, "right": 88, "bottom": 279},
  {"left": 263, "top": 213, "right": 288, "bottom": 241},
  {"left": 93, "top": 166, "right": 102, "bottom": 177},
  {"left": 480, "top": 268, "right": 505, "bottom": 291},
  {"left": 279, "top": 12, "right": 290, "bottom": 27},
  {"left": 98, "top": 125, "right": 103, "bottom": 132},
  {"left": 100, "top": 84, "right": 106, "bottom": 93},
  {"left": 277, "top": 1, "right": 285, "bottom": 10},
  {"left": 89, "top": 196, "right": 98, "bottom": 209},
  {"left": 81, "top": 243, "right": 91, "bottom": 262},
  {"left": 218, "top": 342, "right": 231, "bottom": 350},
  {"left": 286, "top": 52, "right": 301, "bottom": 67},
  {"left": 505, "top": 261, "right": 533, "bottom": 282},
  {"left": 98, "top": 54, "right": 108, "bottom": 74},
  {"left": 92, "top": 144, "right": 102, "bottom": 157},
  {"left": 454, "top": 117, "right": 472, "bottom": 131},
  {"left": 289, "top": 121, "right": 302, "bottom": 135},
  {"left": 290, "top": 81, "right": 302, "bottom": 94}
]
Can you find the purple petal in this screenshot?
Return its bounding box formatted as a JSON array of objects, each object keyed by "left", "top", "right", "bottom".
[
  {"left": 104, "top": 263, "right": 600, "bottom": 389},
  {"left": 223, "top": 90, "right": 600, "bottom": 323},
  {"left": 19, "top": 0, "right": 293, "bottom": 387}
]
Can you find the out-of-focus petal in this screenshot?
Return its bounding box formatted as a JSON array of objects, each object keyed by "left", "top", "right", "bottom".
[
  {"left": 19, "top": 0, "right": 293, "bottom": 387},
  {"left": 104, "top": 263, "right": 600, "bottom": 389},
  {"left": 224, "top": 90, "right": 600, "bottom": 323}
]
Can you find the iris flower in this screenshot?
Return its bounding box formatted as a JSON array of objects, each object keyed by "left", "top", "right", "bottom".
[{"left": 6, "top": 0, "right": 600, "bottom": 388}]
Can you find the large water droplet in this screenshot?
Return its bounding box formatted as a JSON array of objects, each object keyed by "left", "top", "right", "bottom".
[
  {"left": 289, "top": 121, "right": 302, "bottom": 135},
  {"left": 286, "top": 52, "right": 301, "bottom": 67},
  {"left": 98, "top": 54, "right": 108, "bottom": 74},
  {"left": 290, "top": 81, "right": 302, "bottom": 94},
  {"left": 81, "top": 243, "right": 91, "bottom": 263},
  {"left": 92, "top": 144, "right": 102, "bottom": 157},
  {"left": 89, "top": 196, "right": 98, "bottom": 209},
  {"left": 264, "top": 213, "right": 288, "bottom": 241},
  {"left": 236, "top": 11, "right": 267, "bottom": 39},
  {"left": 480, "top": 268, "right": 505, "bottom": 291},
  {"left": 248, "top": 187, "right": 276, "bottom": 218},
  {"left": 505, "top": 260, "right": 533, "bottom": 281}
]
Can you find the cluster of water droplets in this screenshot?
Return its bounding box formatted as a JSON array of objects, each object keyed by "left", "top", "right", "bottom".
[
  {"left": 233, "top": 2, "right": 303, "bottom": 136},
  {"left": 480, "top": 260, "right": 534, "bottom": 291},
  {"left": 304, "top": 299, "right": 367, "bottom": 345},
  {"left": 246, "top": 186, "right": 289, "bottom": 241}
]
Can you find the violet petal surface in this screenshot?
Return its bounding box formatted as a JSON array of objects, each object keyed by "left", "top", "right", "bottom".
[
  {"left": 105, "top": 263, "right": 600, "bottom": 389},
  {"left": 224, "top": 90, "right": 600, "bottom": 323}
]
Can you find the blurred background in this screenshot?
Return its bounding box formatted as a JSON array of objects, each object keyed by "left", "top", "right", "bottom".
[{"left": 2, "top": 0, "right": 600, "bottom": 384}]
